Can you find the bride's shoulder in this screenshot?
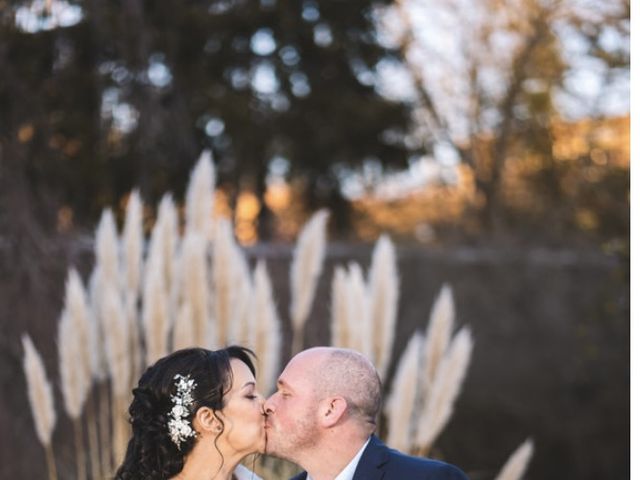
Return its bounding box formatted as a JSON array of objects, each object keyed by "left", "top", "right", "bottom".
[{"left": 234, "top": 463, "right": 263, "bottom": 480}]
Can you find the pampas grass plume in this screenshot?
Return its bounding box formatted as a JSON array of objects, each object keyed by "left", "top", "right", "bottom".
[
  {"left": 63, "top": 268, "right": 94, "bottom": 478},
  {"left": 87, "top": 266, "right": 108, "bottom": 382},
  {"left": 416, "top": 327, "right": 473, "bottom": 452},
  {"left": 368, "top": 234, "right": 399, "bottom": 380},
  {"left": 185, "top": 150, "right": 215, "bottom": 240},
  {"left": 157, "top": 195, "right": 180, "bottom": 342},
  {"left": 143, "top": 198, "right": 179, "bottom": 365},
  {"left": 346, "top": 262, "right": 372, "bottom": 359},
  {"left": 100, "top": 285, "right": 131, "bottom": 465},
  {"left": 122, "top": 190, "right": 143, "bottom": 296},
  {"left": 385, "top": 331, "right": 422, "bottom": 452},
  {"left": 94, "top": 208, "right": 126, "bottom": 384},
  {"left": 213, "top": 219, "right": 253, "bottom": 344},
  {"left": 229, "top": 242, "right": 254, "bottom": 344},
  {"left": 423, "top": 284, "right": 455, "bottom": 387},
  {"left": 64, "top": 269, "right": 93, "bottom": 378},
  {"left": 95, "top": 209, "right": 120, "bottom": 284},
  {"left": 142, "top": 254, "right": 169, "bottom": 365},
  {"left": 157, "top": 194, "right": 178, "bottom": 298},
  {"left": 289, "top": 209, "right": 329, "bottom": 352},
  {"left": 101, "top": 285, "right": 131, "bottom": 397},
  {"left": 212, "top": 219, "right": 236, "bottom": 343},
  {"left": 121, "top": 191, "right": 144, "bottom": 381},
  {"left": 252, "top": 260, "right": 282, "bottom": 395},
  {"left": 22, "top": 334, "right": 57, "bottom": 446},
  {"left": 172, "top": 303, "right": 196, "bottom": 351},
  {"left": 57, "top": 310, "right": 91, "bottom": 480},
  {"left": 57, "top": 311, "right": 91, "bottom": 419},
  {"left": 495, "top": 438, "right": 535, "bottom": 480},
  {"left": 330, "top": 265, "right": 350, "bottom": 348},
  {"left": 179, "top": 232, "right": 212, "bottom": 347}
]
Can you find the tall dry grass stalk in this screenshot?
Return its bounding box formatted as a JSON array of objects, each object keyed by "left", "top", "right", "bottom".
[
  {"left": 213, "top": 219, "right": 243, "bottom": 343},
  {"left": 142, "top": 253, "right": 170, "bottom": 365},
  {"left": 96, "top": 209, "right": 120, "bottom": 285},
  {"left": 252, "top": 260, "right": 282, "bottom": 395},
  {"left": 95, "top": 208, "right": 125, "bottom": 385},
  {"left": 144, "top": 195, "right": 180, "bottom": 360},
  {"left": 57, "top": 311, "right": 91, "bottom": 480},
  {"left": 57, "top": 311, "right": 91, "bottom": 417},
  {"left": 346, "top": 262, "right": 373, "bottom": 359},
  {"left": 64, "top": 269, "right": 93, "bottom": 374},
  {"left": 416, "top": 327, "right": 473, "bottom": 455},
  {"left": 122, "top": 191, "right": 143, "bottom": 296},
  {"left": 229, "top": 242, "right": 253, "bottom": 345},
  {"left": 385, "top": 331, "right": 422, "bottom": 452},
  {"left": 84, "top": 392, "right": 102, "bottom": 480},
  {"left": 121, "top": 190, "right": 144, "bottom": 383},
  {"left": 95, "top": 209, "right": 126, "bottom": 473},
  {"left": 173, "top": 303, "right": 196, "bottom": 350},
  {"left": 156, "top": 194, "right": 179, "bottom": 318},
  {"left": 87, "top": 267, "right": 109, "bottom": 383},
  {"left": 62, "top": 269, "right": 100, "bottom": 478},
  {"left": 368, "top": 235, "right": 398, "bottom": 380},
  {"left": 423, "top": 284, "right": 455, "bottom": 390},
  {"left": 495, "top": 438, "right": 534, "bottom": 480},
  {"left": 98, "top": 381, "right": 112, "bottom": 475},
  {"left": 185, "top": 150, "right": 215, "bottom": 240},
  {"left": 100, "top": 284, "right": 131, "bottom": 468},
  {"left": 330, "top": 266, "right": 350, "bottom": 348},
  {"left": 87, "top": 266, "right": 111, "bottom": 476},
  {"left": 22, "top": 334, "right": 58, "bottom": 480},
  {"left": 289, "top": 209, "right": 329, "bottom": 353},
  {"left": 178, "top": 233, "right": 213, "bottom": 347}
]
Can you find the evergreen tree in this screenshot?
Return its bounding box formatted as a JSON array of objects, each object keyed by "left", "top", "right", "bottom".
[{"left": 1, "top": 0, "right": 415, "bottom": 235}]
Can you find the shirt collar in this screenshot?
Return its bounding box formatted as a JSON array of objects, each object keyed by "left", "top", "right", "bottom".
[{"left": 306, "top": 437, "right": 370, "bottom": 480}]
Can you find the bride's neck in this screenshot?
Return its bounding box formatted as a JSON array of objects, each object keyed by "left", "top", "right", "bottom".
[{"left": 171, "top": 444, "right": 241, "bottom": 480}]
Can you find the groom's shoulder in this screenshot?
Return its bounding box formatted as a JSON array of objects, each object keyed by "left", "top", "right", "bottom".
[
  {"left": 289, "top": 473, "right": 306, "bottom": 480},
  {"left": 385, "top": 446, "right": 468, "bottom": 479}
]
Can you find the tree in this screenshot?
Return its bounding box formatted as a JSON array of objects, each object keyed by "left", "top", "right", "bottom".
[
  {"left": 387, "top": 0, "right": 629, "bottom": 239},
  {"left": 1, "top": 0, "right": 417, "bottom": 236}
]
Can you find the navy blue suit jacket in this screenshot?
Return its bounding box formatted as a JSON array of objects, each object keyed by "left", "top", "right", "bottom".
[{"left": 290, "top": 435, "right": 468, "bottom": 480}]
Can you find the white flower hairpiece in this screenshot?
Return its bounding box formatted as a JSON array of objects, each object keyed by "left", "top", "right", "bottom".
[{"left": 167, "top": 373, "right": 198, "bottom": 448}]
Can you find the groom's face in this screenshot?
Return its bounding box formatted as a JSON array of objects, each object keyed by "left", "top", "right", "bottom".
[{"left": 264, "top": 352, "right": 323, "bottom": 460}]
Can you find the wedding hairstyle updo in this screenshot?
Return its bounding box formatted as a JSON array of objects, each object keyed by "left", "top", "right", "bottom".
[{"left": 115, "top": 346, "right": 256, "bottom": 479}]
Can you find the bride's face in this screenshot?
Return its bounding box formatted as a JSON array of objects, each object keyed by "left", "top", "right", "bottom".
[{"left": 218, "top": 359, "right": 266, "bottom": 455}]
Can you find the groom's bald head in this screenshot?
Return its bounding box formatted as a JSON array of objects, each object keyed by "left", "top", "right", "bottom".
[
  {"left": 264, "top": 346, "right": 382, "bottom": 466},
  {"left": 301, "top": 347, "right": 382, "bottom": 429}
]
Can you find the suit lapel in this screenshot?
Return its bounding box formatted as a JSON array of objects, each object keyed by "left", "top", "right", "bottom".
[{"left": 352, "top": 436, "right": 389, "bottom": 480}]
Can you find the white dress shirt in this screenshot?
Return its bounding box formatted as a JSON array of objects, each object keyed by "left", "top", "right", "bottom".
[
  {"left": 233, "top": 464, "right": 263, "bottom": 480},
  {"left": 306, "top": 437, "right": 371, "bottom": 480}
]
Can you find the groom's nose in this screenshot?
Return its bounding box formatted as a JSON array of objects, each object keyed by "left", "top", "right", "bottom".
[{"left": 264, "top": 395, "right": 276, "bottom": 415}]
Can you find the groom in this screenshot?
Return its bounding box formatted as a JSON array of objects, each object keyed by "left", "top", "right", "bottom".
[{"left": 264, "top": 347, "right": 468, "bottom": 480}]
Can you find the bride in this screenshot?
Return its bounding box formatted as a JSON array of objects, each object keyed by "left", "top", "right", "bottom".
[{"left": 116, "top": 346, "right": 265, "bottom": 480}]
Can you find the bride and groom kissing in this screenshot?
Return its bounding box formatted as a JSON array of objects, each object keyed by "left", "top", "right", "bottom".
[{"left": 115, "top": 346, "right": 468, "bottom": 480}]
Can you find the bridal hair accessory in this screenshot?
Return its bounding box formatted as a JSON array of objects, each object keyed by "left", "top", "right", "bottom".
[{"left": 167, "top": 374, "right": 198, "bottom": 447}]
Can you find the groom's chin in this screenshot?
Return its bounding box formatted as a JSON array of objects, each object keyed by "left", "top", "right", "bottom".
[
  {"left": 258, "top": 431, "right": 268, "bottom": 454},
  {"left": 263, "top": 436, "right": 279, "bottom": 457}
]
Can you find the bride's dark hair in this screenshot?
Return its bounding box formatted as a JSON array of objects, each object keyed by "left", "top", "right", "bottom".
[{"left": 115, "top": 346, "right": 256, "bottom": 479}]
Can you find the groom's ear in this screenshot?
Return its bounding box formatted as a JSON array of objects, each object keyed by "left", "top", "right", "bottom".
[{"left": 319, "top": 396, "right": 348, "bottom": 427}]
